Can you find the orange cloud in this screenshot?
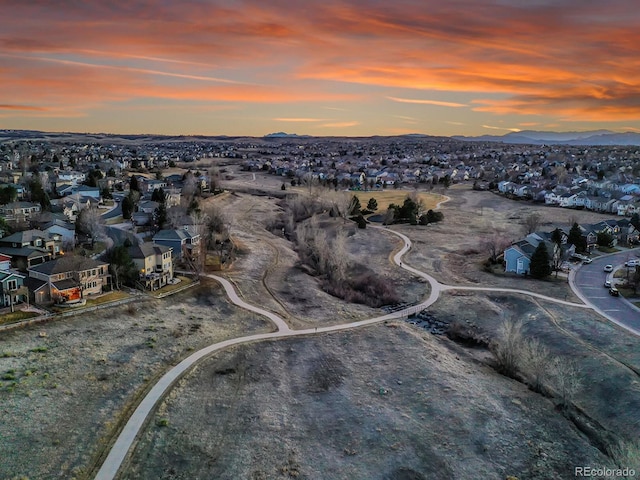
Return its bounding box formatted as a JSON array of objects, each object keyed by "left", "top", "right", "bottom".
[
  {"left": 321, "top": 121, "right": 359, "bottom": 128},
  {"left": 387, "top": 96, "right": 467, "bottom": 108},
  {"left": 0, "top": 1, "right": 639, "bottom": 132}
]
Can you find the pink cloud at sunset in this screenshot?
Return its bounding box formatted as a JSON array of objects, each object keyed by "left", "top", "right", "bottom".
[{"left": 1, "top": 0, "right": 639, "bottom": 135}]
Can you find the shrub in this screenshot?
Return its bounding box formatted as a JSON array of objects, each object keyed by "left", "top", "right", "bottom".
[
  {"left": 520, "top": 339, "right": 550, "bottom": 393},
  {"left": 490, "top": 319, "right": 524, "bottom": 378},
  {"left": 608, "top": 440, "right": 640, "bottom": 478},
  {"left": 549, "top": 358, "right": 581, "bottom": 410}
]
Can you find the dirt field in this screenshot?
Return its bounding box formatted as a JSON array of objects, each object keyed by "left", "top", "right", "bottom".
[
  {"left": 2, "top": 178, "right": 639, "bottom": 479},
  {"left": 124, "top": 324, "right": 609, "bottom": 480}
]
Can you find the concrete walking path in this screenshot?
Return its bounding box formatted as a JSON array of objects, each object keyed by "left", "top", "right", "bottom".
[{"left": 94, "top": 224, "right": 596, "bottom": 479}]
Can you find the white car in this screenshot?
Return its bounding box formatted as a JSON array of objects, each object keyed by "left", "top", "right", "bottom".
[
  {"left": 604, "top": 264, "right": 613, "bottom": 272},
  {"left": 625, "top": 259, "right": 639, "bottom": 267},
  {"left": 604, "top": 280, "right": 611, "bottom": 288}
]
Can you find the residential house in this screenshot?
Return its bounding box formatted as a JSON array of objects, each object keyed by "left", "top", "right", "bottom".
[
  {"left": 0, "top": 245, "right": 51, "bottom": 271},
  {"left": 152, "top": 228, "right": 200, "bottom": 260},
  {"left": 0, "top": 202, "right": 41, "bottom": 222},
  {"left": 143, "top": 179, "right": 167, "bottom": 194},
  {"left": 504, "top": 240, "right": 537, "bottom": 275},
  {"left": 0, "top": 254, "right": 11, "bottom": 271},
  {"left": 41, "top": 220, "right": 76, "bottom": 249},
  {"left": 0, "top": 229, "right": 63, "bottom": 258},
  {"left": 504, "top": 233, "right": 559, "bottom": 275},
  {"left": 127, "top": 243, "right": 173, "bottom": 291},
  {"left": 0, "top": 269, "right": 27, "bottom": 309},
  {"left": 28, "top": 255, "right": 110, "bottom": 304},
  {"left": 57, "top": 170, "right": 86, "bottom": 186}
]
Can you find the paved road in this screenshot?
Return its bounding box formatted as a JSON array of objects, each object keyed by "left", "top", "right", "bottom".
[
  {"left": 94, "top": 225, "right": 601, "bottom": 480},
  {"left": 101, "top": 201, "right": 122, "bottom": 220},
  {"left": 571, "top": 249, "right": 640, "bottom": 335}
]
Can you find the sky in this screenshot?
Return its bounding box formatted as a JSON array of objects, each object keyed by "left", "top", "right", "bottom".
[{"left": 1, "top": 0, "right": 640, "bottom": 137}]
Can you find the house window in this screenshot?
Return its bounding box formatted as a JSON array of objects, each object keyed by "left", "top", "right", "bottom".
[
  {"left": 7, "top": 279, "right": 17, "bottom": 291},
  {"left": 92, "top": 269, "right": 96, "bottom": 276}
]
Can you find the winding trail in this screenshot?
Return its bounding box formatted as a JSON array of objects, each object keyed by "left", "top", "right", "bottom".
[{"left": 94, "top": 224, "right": 598, "bottom": 480}]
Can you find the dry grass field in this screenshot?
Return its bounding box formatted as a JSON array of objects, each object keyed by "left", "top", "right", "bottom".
[
  {"left": 352, "top": 189, "right": 446, "bottom": 213},
  {"left": 125, "top": 324, "right": 610, "bottom": 480},
  {"left": 2, "top": 178, "right": 640, "bottom": 479}
]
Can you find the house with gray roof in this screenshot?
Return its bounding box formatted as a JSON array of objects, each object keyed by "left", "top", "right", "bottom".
[
  {"left": 127, "top": 243, "right": 173, "bottom": 291},
  {"left": 28, "top": 255, "right": 110, "bottom": 304},
  {"left": 152, "top": 228, "right": 200, "bottom": 260}
]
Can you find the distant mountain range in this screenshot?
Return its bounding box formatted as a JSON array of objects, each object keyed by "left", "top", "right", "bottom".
[
  {"left": 453, "top": 130, "right": 640, "bottom": 146},
  {"left": 263, "top": 132, "right": 312, "bottom": 139},
  {"left": 2, "top": 128, "right": 640, "bottom": 146}
]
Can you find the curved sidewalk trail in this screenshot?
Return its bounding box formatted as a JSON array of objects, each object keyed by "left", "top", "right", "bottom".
[{"left": 95, "top": 224, "right": 593, "bottom": 480}]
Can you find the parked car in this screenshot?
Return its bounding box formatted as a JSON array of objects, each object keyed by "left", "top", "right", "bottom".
[
  {"left": 604, "top": 280, "right": 611, "bottom": 288},
  {"left": 609, "top": 287, "right": 620, "bottom": 297},
  {"left": 625, "top": 259, "right": 639, "bottom": 267},
  {"left": 604, "top": 264, "right": 613, "bottom": 272},
  {"left": 582, "top": 258, "right": 592, "bottom": 264}
]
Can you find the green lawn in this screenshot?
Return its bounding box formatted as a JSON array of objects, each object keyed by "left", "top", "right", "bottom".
[
  {"left": 85, "top": 291, "right": 130, "bottom": 306},
  {"left": 0, "top": 310, "right": 40, "bottom": 326},
  {"left": 73, "top": 241, "right": 107, "bottom": 256},
  {"left": 152, "top": 276, "right": 194, "bottom": 296},
  {"left": 597, "top": 246, "right": 621, "bottom": 253}
]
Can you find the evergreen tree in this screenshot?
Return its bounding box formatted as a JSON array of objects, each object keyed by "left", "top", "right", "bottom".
[
  {"left": 154, "top": 203, "right": 167, "bottom": 231},
  {"left": 631, "top": 213, "right": 640, "bottom": 233},
  {"left": 530, "top": 242, "right": 552, "bottom": 279},
  {"left": 367, "top": 198, "right": 378, "bottom": 211},
  {"left": 151, "top": 187, "right": 165, "bottom": 203},
  {"left": 122, "top": 194, "right": 134, "bottom": 220},
  {"left": 0, "top": 185, "right": 17, "bottom": 204},
  {"left": 105, "top": 245, "right": 137, "bottom": 289},
  {"left": 568, "top": 222, "right": 586, "bottom": 253},
  {"left": 129, "top": 175, "right": 140, "bottom": 193},
  {"left": 28, "top": 177, "right": 50, "bottom": 210},
  {"left": 349, "top": 195, "right": 361, "bottom": 215}
]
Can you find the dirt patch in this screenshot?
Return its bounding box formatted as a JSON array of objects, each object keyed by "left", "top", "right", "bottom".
[{"left": 125, "top": 325, "right": 608, "bottom": 480}]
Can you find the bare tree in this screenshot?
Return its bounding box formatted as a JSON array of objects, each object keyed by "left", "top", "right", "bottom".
[
  {"left": 522, "top": 212, "right": 542, "bottom": 235},
  {"left": 482, "top": 233, "right": 512, "bottom": 263},
  {"left": 382, "top": 208, "right": 395, "bottom": 225},
  {"left": 76, "top": 207, "right": 105, "bottom": 248},
  {"left": 550, "top": 358, "right": 582, "bottom": 410},
  {"left": 520, "top": 339, "right": 551, "bottom": 393},
  {"left": 491, "top": 318, "right": 525, "bottom": 377},
  {"left": 185, "top": 210, "right": 208, "bottom": 276},
  {"left": 408, "top": 190, "right": 425, "bottom": 218},
  {"left": 166, "top": 206, "right": 185, "bottom": 230},
  {"left": 181, "top": 172, "right": 199, "bottom": 207}
]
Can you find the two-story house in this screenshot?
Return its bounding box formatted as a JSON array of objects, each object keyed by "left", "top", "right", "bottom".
[
  {"left": 0, "top": 229, "right": 63, "bottom": 258},
  {"left": 127, "top": 243, "right": 173, "bottom": 291},
  {"left": 28, "top": 256, "right": 110, "bottom": 304},
  {"left": 0, "top": 268, "right": 27, "bottom": 310},
  {"left": 152, "top": 228, "right": 200, "bottom": 260},
  {"left": 0, "top": 201, "right": 41, "bottom": 222}
]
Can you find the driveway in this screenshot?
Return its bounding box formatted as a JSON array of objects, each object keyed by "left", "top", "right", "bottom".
[{"left": 571, "top": 248, "right": 640, "bottom": 334}]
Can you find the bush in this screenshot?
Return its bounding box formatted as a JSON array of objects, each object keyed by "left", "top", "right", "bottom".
[
  {"left": 608, "top": 440, "right": 640, "bottom": 478},
  {"left": 490, "top": 319, "right": 524, "bottom": 378}
]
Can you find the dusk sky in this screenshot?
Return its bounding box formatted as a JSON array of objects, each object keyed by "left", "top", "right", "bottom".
[{"left": 1, "top": 0, "right": 640, "bottom": 137}]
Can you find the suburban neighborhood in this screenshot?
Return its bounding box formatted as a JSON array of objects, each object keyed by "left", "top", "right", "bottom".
[{"left": 1, "top": 130, "right": 640, "bottom": 479}]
